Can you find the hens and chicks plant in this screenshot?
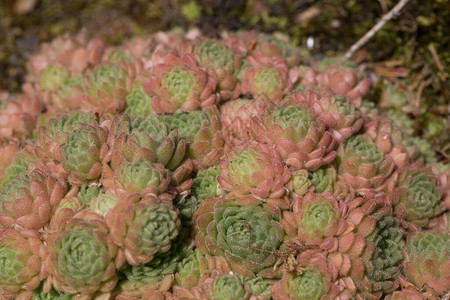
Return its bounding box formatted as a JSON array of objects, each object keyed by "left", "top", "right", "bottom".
[{"left": 0, "top": 28, "right": 449, "bottom": 300}]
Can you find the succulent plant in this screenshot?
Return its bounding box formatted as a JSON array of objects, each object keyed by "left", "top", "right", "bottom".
[
  {"left": 31, "top": 283, "right": 73, "bottom": 300},
  {"left": 272, "top": 250, "right": 342, "bottom": 300},
  {"left": 104, "top": 114, "right": 187, "bottom": 172},
  {"left": 174, "top": 270, "right": 271, "bottom": 300},
  {"left": 180, "top": 38, "right": 241, "bottom": 100},
  {"left": 161, "top": 106, "right": 224, "bottom": 170},
  {"left": 403, "top": 228, "right": 450, "bottom": 296},
  {"left": 114, "top": 159, "right": 170, "bottom": 198},
  {"left": 81, "top": 64, "right": 128, "bottom": 114},
  {"left": 124, "top": 83, "right": 153, "bottom": 117},
  {"left": 0, "top": 94, "right": 44, "bottom": 142},
  {"left": 61, "top": 124, "right": 108, "bottom": 185},
  {"left": 0, "top": 228, "right": 47, "bottom": 300},
  {"left": 337, "top": 134, "right": 395, "bottom": 196},
  {"left": 220, "top": 98, "right": 267, "bottom": 149},
  {"left": 217, "top": 142, "right": 290, "bottom": 208},
  {"left": 249, "top": 97, "right": 336, "bottom": 171},
  {"left": 175, "top": 166, "right": 225, "bottom": 225},
  {"left": 194, "top": 196, "right": 285, "bottom": 278},
  {"left": 45, "top": 211, "right": 119, "bottom": 297},
  {"left": 143, "top": 52, "right": 218, "bottom": 114},
  {"left": 387, "top": 162, "right": 446, "bottom": 228},
  {"left": 240, "top": 51, "right": 297, "bottom": 101},
  {"left": 1, "top": 28, "right": 448, "bottom": 299},
  {"left": 330, "top": 197, "right": 404, "bottom": 299},
  {"left": 106, "top": 194, "right": 181, "bottom": 265},
  {"left": 0, "top": 169, "right": 67, "bottom": 230},
  {"left": 282, "top": 192, "right": 348, "bottom": 249},
  {"left": 89, "top": 192, "right": 117, "bottom": 217}
]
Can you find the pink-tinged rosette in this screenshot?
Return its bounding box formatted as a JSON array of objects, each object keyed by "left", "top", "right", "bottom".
[
  {"left": 365, "top": 116, "right": 419, "bottom": 169},
  {"left": 272, "top": 249, "right": 344, "bottom": 300},
  {"left": 220, "top": 98, "right": 267, "bottom": 150},
  {"left": 0, "top": 94, "right": 44, "bottom": 142},
  {"left": 105, "top": 194, "right": 181, "bottom": 266},
  {"left": 336, "top": 134, "right": 395, "bottom": 197},
  {"left": 314, "top": 65, "right": 371, "bottom": 105},
  {"left": 386, "top": 161, "right": 448, "bottom": 230},
  {"left": 240, "top": 51, "right": 298, "bottom": 101},
  {"left": 249, "top": 97, "right": 336, "bottom": 171},
  {"left": 0, "top": 228, "right": 48, "bottom": 300},
  {"left": 179, "top": 38, "right": 242, "bottom": 100},
  {"left": 0, "top": 168, "right": 67, "bottom": 230},
  {"left": 193, "top": 196, "right": 285, "bottom": 278},
  {"left": 292, "top": 90, "right": 364, "bottom": 143},
  {"left": 160, "top": 106, "right": 225, "bottom": 171},
  {"left": 44, "top": 210, "right": 119, "bottom": 298},
  {"left": 282, "top": 192, "right": 348, "bottom": 251},
  {"left": 217, "top": 142, "right": 290, "bottom": 209},
  {"left": 330, "top": 197, "right": 404, "bottom": 300},
  {"left": 143, "top": 51, "right": 218, "bottom": 114}
]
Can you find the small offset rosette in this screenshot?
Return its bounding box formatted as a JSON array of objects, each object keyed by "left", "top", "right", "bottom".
[{"left": 143, "top": 51, "right": 218, "bottom": 114}]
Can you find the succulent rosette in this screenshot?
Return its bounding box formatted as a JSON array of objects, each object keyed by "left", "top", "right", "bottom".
[
  {"left": 217, "top": 142, "right": 290, "bottom": 208},
  {"left": 0, "top": 94, "right": 45, "bottom": 142},
  {"left": 194, "top": 196, "right": 285, "bottom": 278},
  {"left": 330, "top": 197, "right": 404, "bottom": 299},
  {"left": 0, "top": 168, "right": 67, "bottom": 230},
  {"left": 174, "top": 249, "right": 233, "bottom": 289},
  {"left": 272, "top": 250, "right": 342, "bottom": 300},
  {"left": 44, "top": 211, "right": 119, "bottom": 297},
  {"left": 365, "top": 117, "right": 419, "bottom": 168},
  {"left": 220, "top": 98, "right": 267, "bottom": 149},
  {"left": 403, "top": 228, "right": 450, "bottom": 296},
  {"left": 103, "top": 114, "right": 188, "bottom": 181},
  {"left": 34, "top": 112, "right": 95, "bottom": 164},
  {"left": 0, "top": 228, "right": 47, "bottom": 300},
  {"left": 180, "top": 38, "right": 242, "bottom": 100},
  {"left": 282, "top": 192, "right": 348, "bottom": 250},
  {"left": 105, "top": 194, "right": 181, "bottom": 266},
  {"left": 143, "top": 51, "right": 218, "bottom": 114},
  {"left": 61, "top": 124, "right": 108, "bottom": 185},
  {"left": 161, "top": 106, "right": 225, "bottom": 170},
  {"left": 286, "top": 170, "right": 312, "bottom": 200},
  {"left": 249, "top": 97, "right": 336, "bottom": 171},
  {"left": 387, "top": 162, "right": 446, "bottom": 229},
  {"left": 113, "top": 159, "right": 170, "bottom": 198},
  {"left": 89, "top": 192, "right": 118, "bottom": 217},
  {"left": 336, "top": 134, "right": 395, "bottom": 196},
  {"left": 124, "top": 82, "right": 154, "bottom": 117},
  {"left": 175, "top": 166, "right": 225, "bottom": 225},
  {"left": 79, "top": 63, "right": 129, "bottom": 114},
  {"left": 313, "top": 65, "right": 371, "bottom": 105},
  {"left": 240, "top": 51, "right": 297, "bottom": 101},
  {"left": 174, "top": 270, "right": 271, "bottom": 300},
  {"left": 117, "top": 230, "right": 191, "bottom": 299},
  {"left": 293, "top": 90, "right": 364, "bottom": 143},
  {"left": 0, "top": 144, "right": 36, "bottom": 188}
]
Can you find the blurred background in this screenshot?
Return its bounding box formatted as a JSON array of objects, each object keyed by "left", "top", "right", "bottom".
[{"left": 0, "top": 0, "right": 449, "bottom": 161}]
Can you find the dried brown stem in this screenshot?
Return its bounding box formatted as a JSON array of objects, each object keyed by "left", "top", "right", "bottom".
[{"left": 341, "top": 0, "right": 412, "bottom": 62}]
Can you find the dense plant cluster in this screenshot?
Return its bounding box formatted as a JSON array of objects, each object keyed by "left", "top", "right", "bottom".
[{"left": 0, "top": 28, "right": 449, "bottom": 300}]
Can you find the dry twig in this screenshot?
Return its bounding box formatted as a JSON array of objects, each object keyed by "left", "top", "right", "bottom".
[{"left": 342, "top": 0, "right": 412, "bottom": 62}]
